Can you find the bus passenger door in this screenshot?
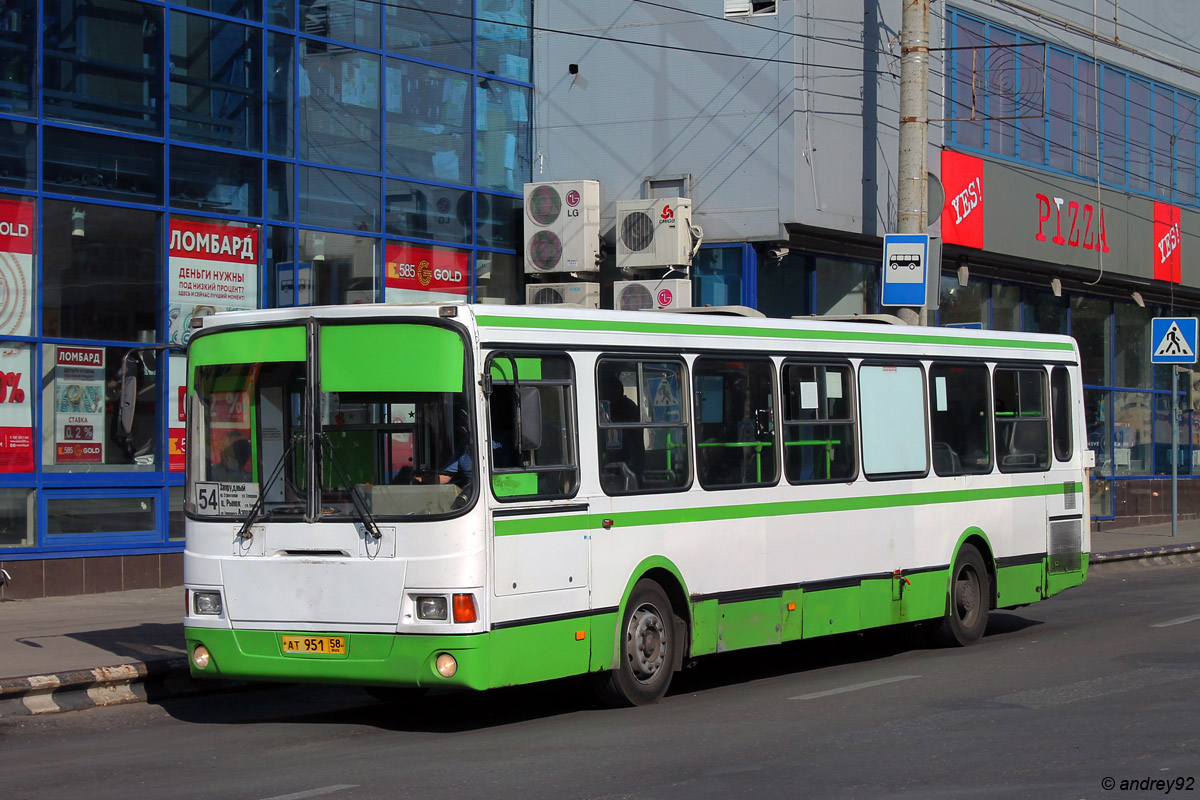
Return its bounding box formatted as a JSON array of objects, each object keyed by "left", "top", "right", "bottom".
[{"left": 486, "top": 353, "right": 593, "bottom": 685}]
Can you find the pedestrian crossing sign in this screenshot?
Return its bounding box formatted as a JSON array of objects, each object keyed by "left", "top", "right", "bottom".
[{"left": 1151, "top": 317, "right": 1198, "bottom": 364}]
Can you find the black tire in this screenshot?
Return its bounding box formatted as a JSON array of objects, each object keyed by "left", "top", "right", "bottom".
[
  {"left": 932, "top": 544, "right": 991, "bottom": 647},
  {"left": 593, "top": 580, "right": 677, "bottom": 706}
]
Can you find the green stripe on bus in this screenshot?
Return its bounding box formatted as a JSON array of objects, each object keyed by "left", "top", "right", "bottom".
[
  {"left": 475, "top": 314, "right": 1077, "bottom": 352},
  {"left": 492, "top": 482, "right": 1082, "bottom": 536}
]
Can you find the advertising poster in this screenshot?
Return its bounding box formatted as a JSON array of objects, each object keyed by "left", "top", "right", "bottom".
[
  {"left": 169, "top": 219, "right": 259, "bottom": 345},
  {"left": 384, "top": 242, "right": 469, "bottom": 303},
  {"left": 0, "top": 344, "right": 33, "bottom": 472},
  {"left": 1153, "top": 201, "right": 1182, "bottom": 284},
  {"left": 0, "top": 197, "right": 34, "bottom": 336},
  {"left": 169, "top": 354, "right": 187, "bottom": 473},
  {"left": 54, "top": 345, "right": 105, "bottom": 464},
  {"left": 940, "top": 150, "right": 985, "bottom": 250}
]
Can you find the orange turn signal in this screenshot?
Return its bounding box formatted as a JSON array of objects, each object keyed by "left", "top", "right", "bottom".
[
  {"left": 575, "top": 630, "right": 586, "bottom": 641},
  {"left": 452, "top": 593, "right": 478, "bottom": 623}
]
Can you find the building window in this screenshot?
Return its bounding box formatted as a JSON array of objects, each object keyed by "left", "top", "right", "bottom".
[
  {"left": 41, "top": 344, "right": 158, "bottom": 472},
  {"left": 693, "top": 246, "right": 743, "bottom": 308},
  {"left": 298, "top": 42, "right": 381, "bottom": 171},
  {"left": 386, "top": 59, "right": 472, "bottom": 185},
  {"left": 694, "top": 357, "right": 778, "bottom": 489},
  {"left": 42, "top": 0, "right": 164, "bottom": 134},
  {"left": 43, "top": 127, "right": 163, "bottom": 205},
  {"left": 170, "top": 146, "right": 262, "bottom": 217},
  {"left": 0, "top": 0, "right": 35, "bottom": 115},
  {"left": 477, "top": 81, "right": 530, "bottom": 193},
  {"left": 477, "top": 0, "right": 532, "bottom": 81},
  {"left": 42, "top": 200, "right": 158, "bottom": 341},
  {"left": 387, "top": 0, "right": 472, "bottom": 71},
  {"left": 385, "top": 180, "right": 472, "bottom": 245},
  {"left": 169, "top": 11, "right": 262, "bottom": 152},
  {"left": 296, "top": 229, "right": 377, "bottom": 305},
  {"left": 298, "top": 165, "right": 380, "bottom": 232},
  {"left": 725, "top": 1, "right": 777, "bottom": 16},
  {"left": 0, "top": 487, "right": 35, "bottom": 548}
]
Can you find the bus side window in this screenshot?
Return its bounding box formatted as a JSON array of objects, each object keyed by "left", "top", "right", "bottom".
[
  {"left": 487, "top": 353, "right": 579, "bottom": 500},
  {"left": 1051, "top": 366, "right": 1073, "bottom": 462},
  {"left": 994, "top": 367, "right": 1050, "bottom": 472},
  {"left": 929, "top": 362, "right": 992, "bottom": 476},
  {"left": 859, "top": 363, "right": 928, "bottom": 478},
  {"left": 694, "top": 357, "right": 778, "bottom": 489},
  {"left": 782, "top": 362, "right": 856, "bottom": 484},
  {"left": 597, "top": 358, "right": 690, "bottom": 495}
]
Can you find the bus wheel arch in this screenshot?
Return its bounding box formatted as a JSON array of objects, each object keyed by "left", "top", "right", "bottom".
[
  {"left": 594, "top": 560, "right": 690, "bottom": 706},
  {"left": 953, "top": 529, "right": 998, "bottom": 610},
  {"left": 934, "top": 537, "right": 993, "bottom": 647}
]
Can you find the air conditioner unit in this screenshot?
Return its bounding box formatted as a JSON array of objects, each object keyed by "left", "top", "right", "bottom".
[
  {"left": 614, "top": 279, "right": 693, "bottom": 312},
  {"left": 525, "top": 281, "right": 601, "bottom": 308},
  {"left": 523, "top": 180, "right": 601, "bottom": 274},
  {"left": 615, "top": 197, "right": 699, "bottom": 270}
]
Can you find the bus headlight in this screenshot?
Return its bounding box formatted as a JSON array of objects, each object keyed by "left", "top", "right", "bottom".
[
  {"left": 435, "top": 653, "right": 458, "bottom": 678},
  {"left": 416, "top": 596, "right": 448, "bottom": 620},
  {"left": 193, "top": 591, "right": 223, "bottom": 616}
]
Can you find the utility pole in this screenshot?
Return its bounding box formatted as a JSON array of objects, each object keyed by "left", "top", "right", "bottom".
[{"left": 897, "top": 0, "right": 930, "bottom": 326}]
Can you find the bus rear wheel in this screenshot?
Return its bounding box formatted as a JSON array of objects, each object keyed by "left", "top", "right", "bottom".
[
  {"left": 933, "top": 544, "right": 990, "bottom": 647},
  {"left": 594, "top": 579, "right": 677, "bottom": 706}
]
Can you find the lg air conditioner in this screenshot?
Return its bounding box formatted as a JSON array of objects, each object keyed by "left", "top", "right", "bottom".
[
  {"left": 523, "top": 180, "right": 601, "bottom": 274},
  {"left": 525, "top": 281, "right": 601, "bottom": 308},
  {"left": 614, "top": 279, "right": 693, "bottom": 312},
  {"left": 615, "top": 197, "right": 701, "bottom": 270}
]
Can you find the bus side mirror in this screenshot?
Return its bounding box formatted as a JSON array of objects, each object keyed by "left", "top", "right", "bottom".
[{"left": 516, "top": 386, "right": 542, "bottom": 452}]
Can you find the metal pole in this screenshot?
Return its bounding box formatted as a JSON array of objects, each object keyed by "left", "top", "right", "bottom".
[
  {"left": 897, "top": 0, "right": 930, "bottom": 326},
  {"left": 1172, "top": 367, "right": 1179, "bottom": 538}
]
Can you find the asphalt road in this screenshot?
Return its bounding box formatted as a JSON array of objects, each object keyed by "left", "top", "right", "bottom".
[{"left": 3, "top": 560, "right": 1199, "bottom": 800}]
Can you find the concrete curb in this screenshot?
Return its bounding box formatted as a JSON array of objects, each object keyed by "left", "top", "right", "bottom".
[
  {"left": 0, "top": 657, "right": 249, "bottom": 719},
  {"left": 1091, "top": 543, "right": 1200, "bottom": 564}
]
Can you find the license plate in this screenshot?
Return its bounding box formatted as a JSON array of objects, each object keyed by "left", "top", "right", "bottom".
[{"left": 281, "top": 635, "right": 346, "bottom": 655}]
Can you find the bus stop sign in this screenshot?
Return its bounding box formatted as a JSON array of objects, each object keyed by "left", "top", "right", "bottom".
[
  {"left": 1151, "top": 317, "right": 1198, "bottom": 364},
  {"left": 881, "top": 233, "right": 929, "bottom": 307}
]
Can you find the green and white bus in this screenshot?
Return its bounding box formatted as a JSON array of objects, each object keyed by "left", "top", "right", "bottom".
[{"left": 183, "top": 303, "right": 1089, "bottom": 705}]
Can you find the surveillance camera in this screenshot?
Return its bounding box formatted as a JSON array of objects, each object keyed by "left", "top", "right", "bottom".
[{"left": 765, "top": 247, "right": 789, "bottom": 261}]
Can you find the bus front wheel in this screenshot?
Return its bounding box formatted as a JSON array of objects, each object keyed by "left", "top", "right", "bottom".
[
  {"left": 933, "top": 544, "right": 990, "bottom": 647},
  {"left": 594, "top": 579, "right": 677, "bottom": 706}
]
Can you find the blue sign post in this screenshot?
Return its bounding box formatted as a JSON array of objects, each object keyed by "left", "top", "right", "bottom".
[
  {"left": 1150, "top": 316, "right": 1198, "bottom": 539},
  {"left": 881, "top": 233, "right": 930, "bottom": 308}
]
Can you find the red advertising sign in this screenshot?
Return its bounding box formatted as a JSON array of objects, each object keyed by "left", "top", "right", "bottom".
[
  {"left": 0, "top": 345, "right": 33, "bottom": 472},
  {"left": 168, "top": 218, "right": 259, "bottom": 345},
  {"left": 1153, "top": 201, "right": 1182, "bottom": 284},
  {"left": 941, "top": 151, "right": 985, "bottom": 249},
  {"left": 0, "top": 197, "right": 34, "bottom": 336},
  {"left": 54, "top": 345, "right": 105, "bottom": 465},
  {"left": 384, "top": 243, "right": 469, "bottom": 300}
]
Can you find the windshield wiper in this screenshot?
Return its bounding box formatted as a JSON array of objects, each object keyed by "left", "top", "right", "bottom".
[
  {"left": 319, "top": 431, "right": 383, "bottom": 540},
  {"left": 236, "top": 434, "right": 300, "bottom": 540}
]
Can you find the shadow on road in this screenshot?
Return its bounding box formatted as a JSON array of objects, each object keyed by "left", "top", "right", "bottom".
[{"left": 155, "top": 610, "right": 1047, "bottom": 733}]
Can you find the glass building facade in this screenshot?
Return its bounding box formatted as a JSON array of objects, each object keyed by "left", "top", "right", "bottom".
[{"left": 0, "top": 0, "right": 532, "bottom": 592}]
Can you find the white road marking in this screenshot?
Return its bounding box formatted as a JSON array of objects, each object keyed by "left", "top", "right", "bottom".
[
  {"left": 789, "top": 675, "right": 919, "bottom": 701},
  {"left": 1151, "top": 613, "right": 1200, "bottom": 628},
  {"left": 261, "top": 785, "right": 358, "bottom": 800}
]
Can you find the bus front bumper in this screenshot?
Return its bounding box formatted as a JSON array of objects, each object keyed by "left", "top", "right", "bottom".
[{"left": 184, "top": 627, "right": 491, "bottom": 691}]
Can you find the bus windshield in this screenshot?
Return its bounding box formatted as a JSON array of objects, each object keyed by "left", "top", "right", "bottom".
[{"left": 187, "top": 322, "right": 474, "bottom": 520}]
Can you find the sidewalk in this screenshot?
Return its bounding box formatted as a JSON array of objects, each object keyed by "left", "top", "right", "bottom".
[{"left": 3, "top": 522, "right": 1199, "bottom": 718}]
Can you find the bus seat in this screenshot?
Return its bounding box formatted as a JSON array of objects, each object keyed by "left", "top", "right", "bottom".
[
  {"left": 932, "top": 442, "right": 961, "bottom": 474},
  {"left": 601, "top": 462, "right": 639, "bottom": 492}
]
